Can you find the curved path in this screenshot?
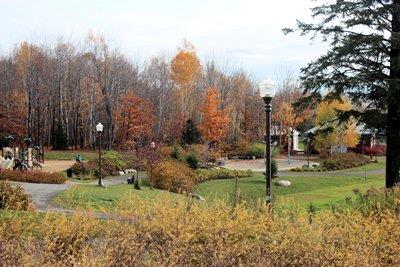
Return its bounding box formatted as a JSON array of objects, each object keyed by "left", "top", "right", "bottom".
[{"left": 13, "top": 175, "right": 131, "bottom": 212}]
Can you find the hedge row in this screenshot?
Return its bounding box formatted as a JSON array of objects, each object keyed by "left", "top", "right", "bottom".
[{"left": 0, "top": 170, "right": 66, "bottom": 184}]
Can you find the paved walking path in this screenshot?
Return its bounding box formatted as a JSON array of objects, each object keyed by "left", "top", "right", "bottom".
[
  {"left": 224, "top": 158, "right": 319, "bottom": 172},
  {"left": 13, "top": 175, "right": 132, "bottom": 212}
]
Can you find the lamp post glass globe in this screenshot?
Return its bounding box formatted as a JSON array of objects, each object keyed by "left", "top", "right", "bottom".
[
  {"left": 96, "top": 122, "right": 104, "bottom": 133},
  {"left": 258, "top": 76, "right": 277, "bottom": 99}
]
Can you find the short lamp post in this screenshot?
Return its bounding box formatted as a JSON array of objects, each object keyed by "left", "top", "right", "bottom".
[
  {"left": 288, "top": 127, "right": 293, "bottom": 164},
  {"left": 259, "top": 76, "right": 276, "bottom": 204},
  {"left": 96, "top": 122, "right": 104, "bottom": 187}
]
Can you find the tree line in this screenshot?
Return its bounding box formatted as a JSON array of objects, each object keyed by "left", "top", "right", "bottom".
[{"left": 0, "top": 35, "right": 273, "bottom": 150}]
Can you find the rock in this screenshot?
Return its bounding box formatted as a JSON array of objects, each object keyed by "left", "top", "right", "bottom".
[
  {"left": 217, "top": 159, "right": 225, "bottom": 166},
  {"left": 118, "top": 171, "right": 125, "bottom": 176},
  {"left": 124, "top": 169, "right": 137, "bottom": 175},
  {"left": 275, "top": 180, "right": 291, "bottom": 187},
  {"left": 191, "top": 193, "right": 206, "bottom": 202}
]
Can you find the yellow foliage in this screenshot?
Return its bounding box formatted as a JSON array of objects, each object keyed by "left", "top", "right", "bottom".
[
  {"left": 314, "top": 98, "right": 360, "bottom": 153},
  {"left": 2, "top": 188, "right": 400, "bottom": 265}
]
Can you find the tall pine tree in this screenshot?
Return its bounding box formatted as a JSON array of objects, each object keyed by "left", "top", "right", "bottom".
[{"left": 285, "top": 0, "right": 400, "bottom": 187}]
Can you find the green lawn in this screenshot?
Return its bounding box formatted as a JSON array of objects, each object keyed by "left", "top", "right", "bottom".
[
  {"left": 54, "top": 184, "right": 180, "bottom": 211},
  {"left": 196, "top": 172, "right": 385, "bottom": 210},
  {"left": 45, "top": 150, "right": 97, "bottom": 161},
  {"left": 54, "top": 158, "right": 386, "bottom": 212}
]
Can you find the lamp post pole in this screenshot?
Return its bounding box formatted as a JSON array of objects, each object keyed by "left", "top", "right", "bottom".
[
  {"left": 96, "top": 122, "right": 104, "bottom": 187},
  {"left": 98, "top": 131, "right": 103, "bottom": 187},
  {"left": 288, "top": 127, "right": 292, "bottom": 164},
  {"left": 263, "top": 97, "right": 272, "bottom": 204},
  {"left": 258, "top": 76, "right": 276, "bottom": 205}
]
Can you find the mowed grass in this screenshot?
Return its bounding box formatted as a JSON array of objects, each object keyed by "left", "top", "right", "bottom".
[
  {"left": 44, "top": 150, "right": 97, "bottom": 161},
  {"left": 54, "top": 158, "right": 386, "bottom": 212},
  {"left": 196, "top": 172, "right": 385, "bottom": 210},
  {"left": 54, "top": 184, "right": 181, "bottom": 211}
]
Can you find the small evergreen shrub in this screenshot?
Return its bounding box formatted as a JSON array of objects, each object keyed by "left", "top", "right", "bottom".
[
  {"left": 171, "top": 146, "right": 181, "bottom": 160},
  {"left": 0, "top": 180, "right": 32, "bottom": 210},
  {"left": 185, "top": 153, "right": 199, "bottom": 169}
]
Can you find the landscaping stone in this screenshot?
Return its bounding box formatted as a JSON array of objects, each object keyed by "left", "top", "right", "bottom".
[
  {"left": 191, "top": 193, "right": 206, "bottom": 202},
  {"left": 217, "top": 159, "right": 225, "bottom": 166},
  {"left": 275, "top": 180, "right": 292, "bottom": 187}
]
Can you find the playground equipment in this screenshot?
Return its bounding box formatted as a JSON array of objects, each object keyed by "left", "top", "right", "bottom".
[{"left": 0, "top": 136, "right": 44, "bottom": 171}]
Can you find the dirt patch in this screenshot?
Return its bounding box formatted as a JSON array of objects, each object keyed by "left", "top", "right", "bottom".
[{"left": 40, "top": 160, "right": 75, "bottom": 173}]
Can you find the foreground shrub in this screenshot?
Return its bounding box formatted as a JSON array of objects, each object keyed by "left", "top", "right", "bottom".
[
  {"left": 0, "top": 170, "right": 66, "bottom": 184},
  {"left": 3, "top": 188, "right": 400, "bottom": 265},
  {"left": 196, "top": 168, "right": 253, "bottom": 183},
  {"left": 148, "top": 160, "right": 196, "bottom": 193},
  {"left": 0, "top": 180, "right": 31, "bottom": 210}
]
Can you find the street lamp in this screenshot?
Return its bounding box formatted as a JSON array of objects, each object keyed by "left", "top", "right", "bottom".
[
  {"left": 96, "top": 122, "right": 104, "bottom": 187},
  {"left": 288, "top": 127, "right": 293, "bottom": 164},
  {"left": 259, "top": 76, "right": 276, "bottom": 204}
]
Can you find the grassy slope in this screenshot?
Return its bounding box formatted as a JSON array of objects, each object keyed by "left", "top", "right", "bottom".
[
  {"left": 53, "top": 184, "right": 180, "bottom": 210},
  {"left": 196, "top": 173, "right": 384, "bottom": 209},
  {"left": 55, "top": 158, "right": 386, "bottom": 211}
]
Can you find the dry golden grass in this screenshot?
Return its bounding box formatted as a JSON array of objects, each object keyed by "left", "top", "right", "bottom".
[{"left": 1, "top": 188, "right": 400, "bottom": 266}]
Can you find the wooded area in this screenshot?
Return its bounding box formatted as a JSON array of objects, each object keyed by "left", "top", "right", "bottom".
[{"left": 0, "top": 35, "right": 307, "bottom": 151}]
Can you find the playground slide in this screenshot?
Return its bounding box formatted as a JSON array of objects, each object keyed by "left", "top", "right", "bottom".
[{"left": 0, "top": 156, "right": 14, "bottom": 170}]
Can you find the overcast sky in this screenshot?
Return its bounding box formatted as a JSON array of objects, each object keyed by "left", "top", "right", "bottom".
[{"left": 0, "top": 0, "right": 328, "bottom": 80}]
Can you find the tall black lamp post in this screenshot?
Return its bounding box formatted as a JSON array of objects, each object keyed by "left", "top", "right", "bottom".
[
  {"left": 96, "top": 122, "right": 104, "bottom": 187},
  {"left": 258, "top": 76, "right": 276, "bottom": 204}
]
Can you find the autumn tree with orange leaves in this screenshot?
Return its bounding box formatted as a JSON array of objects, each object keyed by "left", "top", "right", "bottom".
[
  {"left": 114, "top": 92, "right": 155, "bottom": 150},
  {"left": 199, "top": 87, "right": 229, "bottom": 145},
  {"left": 170, "top": 41, "right": 202, "bottom": 140}
]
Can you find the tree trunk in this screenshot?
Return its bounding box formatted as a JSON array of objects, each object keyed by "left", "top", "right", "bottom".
[{"left": 386, "top": 0, "right": 400, "bottom": 187}]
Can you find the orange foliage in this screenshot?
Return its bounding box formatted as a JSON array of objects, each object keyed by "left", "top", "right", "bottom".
[
  {"left": 170, "top": 41, "right": 202, "bottom": 139},
  {"left": 0, "top": 90, "right": 27, "bottom": 142},
  {"left": 170, "top": 41, "right": 201, "bottom": 86},
  {"left": 199, "top": 87, "right": 229, "bottom": 143},
  {"left": 114, "top": 92, "right": 155, "bottom": 150}
]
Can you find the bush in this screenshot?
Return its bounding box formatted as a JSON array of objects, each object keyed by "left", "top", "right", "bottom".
[
  {"left": 321, "top": 153, "right": 369, "bottom": 170},
  {"left": 4, "top": 187, "right": 400, "bottom": 265},
  {"left": 185, "top": 153, "right": 199, "bottom": 169},
  {"left": 364, "top": 144, "right": 387, "bottom": 156},
  {"left": 171, "top": 146, "right": 182, "bottom": 160},
  {"left": 102, "top": 150, "right": 128, "bottom": 170},
  {"left": 249, "top": 143, "right": 265, "bottom": 158},
  {"left": 0, "top": 180, "right": 32, "bottom": 210},
  {"left": 70, "top": 150, "right": 129, "bottom": 179},
  {"left": 196, "top": 168, "right": 253, "bottom": 183},
  {"left": 0, "top": 170, "right": 66, "bottom": 184},
  {"left": 148, "top": 160, "right": 196, "bottom": 193}
]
